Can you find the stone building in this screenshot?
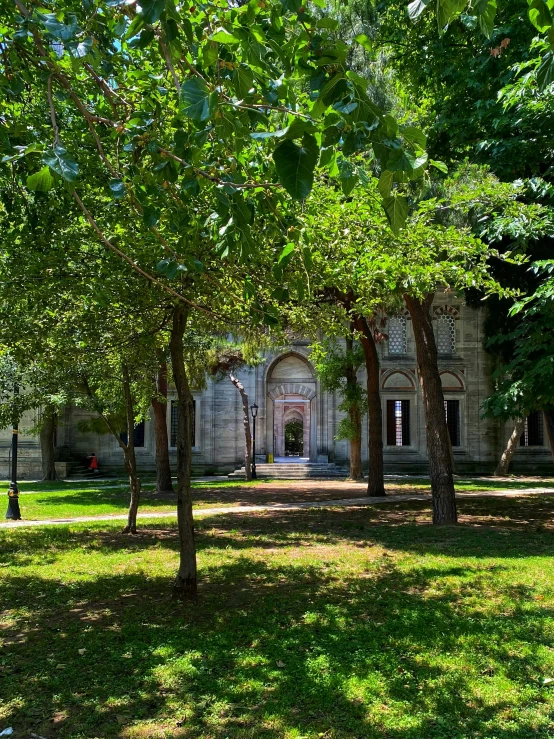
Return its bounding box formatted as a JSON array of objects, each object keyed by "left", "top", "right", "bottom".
[{"left": 2, "top": 296, "right": 553, "bottom": 478}]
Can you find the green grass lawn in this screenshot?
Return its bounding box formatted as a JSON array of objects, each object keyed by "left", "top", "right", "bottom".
[
  {"left": 2, "top": 477, "right": 553, "bottom": 522},
  {"left": 0, "top": 479, "right": 266, "bottom": 520},
  {"left": 2, "top": 496, "right": 554, "bottom": 738}
]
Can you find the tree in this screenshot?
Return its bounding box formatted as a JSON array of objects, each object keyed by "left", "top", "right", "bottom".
[
  {"left": 1, "top": 0, "right": 430, "bottom": 594},
  {"left": 152, "top": 354, "right": 173, "bottom": 494},
  {"left": 296, "top": 179, "right": 511, "bottom": 523},
  {"left": 208, "top": 341, "right": 265, "bottom": 481},
  {"left": 311, "top": 335, "right": 367, "bottom": 480},
  {"left": 483, "top": 260, "right": 554, "bottom": 472}
]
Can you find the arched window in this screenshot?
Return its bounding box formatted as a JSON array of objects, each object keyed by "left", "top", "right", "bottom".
[
  {"left": 436, "top": 315, "right": 455, "bottom": 355},
  {"left": 388, "top": 316, "right": 407, "bottom": 354}
]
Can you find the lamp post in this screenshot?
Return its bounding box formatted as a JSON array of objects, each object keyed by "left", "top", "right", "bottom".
[
  {"left": 6, "top": 387, "right": 21, "bottom": 520},
  {"left": 250, "top": 403, "right": 258, "bottom": 480}
]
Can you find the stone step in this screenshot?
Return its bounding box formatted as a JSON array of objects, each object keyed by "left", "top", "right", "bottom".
[{"left": 228, "top": 463, "right": 348, "bottom": 480}]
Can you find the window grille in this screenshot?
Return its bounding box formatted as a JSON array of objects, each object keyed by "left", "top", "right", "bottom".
[
  {"left": 520, "top": 411, "right": 543, "bottom": 447},
  {"left": 171, "top": 399, "right": 196, "bottom": 447},
  {"left": 388, "top": 317, "right": 407, "bottom": 354},
  {"left": 444, "top": 400, "right": 461, "bottom": 447},
  {"left": 120, "top": 420, "right": 145, "bottom": 448},
  {"left": 386, "top": 399, "right": 410, "bottom": 446},
  {"left": 436, "top": 314, "right": 456, "bottom": 355}
]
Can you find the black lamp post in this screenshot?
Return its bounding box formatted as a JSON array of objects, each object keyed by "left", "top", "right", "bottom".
[
  {"left": 6, "top": 388, "right": 22, "bottom": 520},
  {"left": 250, "top": 403, "right": 258, "bottom": 480}
]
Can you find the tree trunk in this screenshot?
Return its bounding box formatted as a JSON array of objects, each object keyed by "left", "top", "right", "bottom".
[
  {"left": 345, "top": 335, "right": 363, "bottom": 481},
  {"left": 121, "top": 364, "right": 141, "bottom": 534},
  {"left": 152, "top": 359, "right": 173, "bottom": 493},
  {"left": 229, "top": 372, "right": 252, "bottom": 480},
  {"left": 169, "top": 304, "right": 197, "bottom": 598},
  {"left": 543, "top": 410, "right": 554, "bottom": 464},
  {"left": 40, "top": 404, "right": 57, "bottom": 480},
  {"left": 354, "top": 316, "right": 385, "bottom": 496},
  {"left": 404, "top": 293, "right": 457, "bottom": 524},
  {"left": 495, "top": 417, "right": 525, "bottom": 476}
]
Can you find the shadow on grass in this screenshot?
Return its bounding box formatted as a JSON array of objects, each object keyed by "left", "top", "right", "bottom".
[
  {"left": 2, "top": 546, "right": 554, "bottom": 738},
  {"left": 3, "top": 496, "right": 554, "bottom": 567}
]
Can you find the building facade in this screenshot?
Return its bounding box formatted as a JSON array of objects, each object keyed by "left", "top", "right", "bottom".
[{"left": 2, "top": 296, "right": 553, "bottom": 478}]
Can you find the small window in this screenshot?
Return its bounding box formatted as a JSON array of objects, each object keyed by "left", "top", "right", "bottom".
[
  {"left": 120, "top": 420, "right": 145, "bottom": 448},
  {"left": 520, "top": 411, "right": 543, "bottom": 447},
  {"left": 170, "top": 399, "right": 196, "bottom": 447},
  {"left": 436, "top": 314, "right": 456, "bottom": 355},
  {"left": 386, "top": 399, "right": 410, "bottom": 446},
  {"left": 388, "top": 317, "right": 407, "bottom": 354},
  {"left": 444, "top": 400, "right": 461, "bottom": 447}
]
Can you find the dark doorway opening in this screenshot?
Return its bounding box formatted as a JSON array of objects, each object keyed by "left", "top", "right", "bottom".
[{"left": 284, "top": 420, "right": 304, "bottom": 456}]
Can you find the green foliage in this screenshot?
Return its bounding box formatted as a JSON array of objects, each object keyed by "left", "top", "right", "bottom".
[
  {"left": 311, "top": 339, "right": 367, "bottom": 441},
  {"left": 483, "top": 260, "right": 554, "bottom": 419}
]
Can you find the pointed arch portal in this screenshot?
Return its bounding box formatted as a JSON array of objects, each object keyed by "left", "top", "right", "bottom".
[{"left": 266, "top": 354, "right": 317, "bottom": 462}]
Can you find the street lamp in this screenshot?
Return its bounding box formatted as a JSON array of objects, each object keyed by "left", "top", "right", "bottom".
[
  {"left": 6, "top": 387, "right": 21, "bottom": 520},
  {"left": 250, "top": 403, "right": 258, "bottom": 480}
]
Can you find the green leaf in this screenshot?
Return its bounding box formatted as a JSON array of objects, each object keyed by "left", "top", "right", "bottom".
[
  {"left": 201, "top": 40, "right": 219, "bottom": 67},
  {"left": 437, "top": 0, "right": 467, "bottom": 33},
  {"left": 473, "top": 0, "right": 497, "bottom": 37},
  {"left": 383, "top": 195, "right": 408, "bottom": 235},
  {"left": 283, "top": 118, "right": 318, "bottom": 140},
  {"left": 302, "top": 245, "right": 313, "bottom": 270},
  {"left": 43, "top": 146, "right": 78, "bottom": 182},
  {"left": 278, "top": 242, "right": 295, "bottom": 265},
  {"left": 537, "top": 50, "right": 554, "bottom": 91},
  {"left": 430, "top": 159, "right": 448, "bottom": 173},
  {"left": 40, "top": 13, "right": 79, "bottom": 41},
  {"left": 528, "top": 0, "right": 553, "bottom": 32},
  {"left": 378, "top": 170, "right": 393, "bottom": 198},
  {"left": 180, "top": 78, "right": 215, "bottom": 122},
  {"left": 338, "top": 158, "right": 358, "bottom": 196},
  {"left": 26, "top": 166, "right": 54, "bottom": 192},
  {"left": 354, "top": 33, "right": 372, "bottom": 52},
  {"left": 210, "top": 28, "right": 240, "bottom": 45},
  {"left": 401, "top": 125, "right": 427, "bottom": 150},
  {"left": 273, "top": 135, "right": 319, "bottom": 200},
  {"left": 140, "top": 0, "right": 166, "bottom": 25},
  {"left": 143, "top": 206, "right": 160, "bottom": 227},
  {"left": 109, "top": 179, "right": 126, "bottom": 199},
  {"left": 233, "top": 64, "right": 254, "bottom": 99}
]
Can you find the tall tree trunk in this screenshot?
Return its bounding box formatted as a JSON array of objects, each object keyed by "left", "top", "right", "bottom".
[
  {"left": 354, "top": 316, "right": 385, "bottom": 496},
  {"left": 169, "top": 304, "right": 197, "bottom": 598},
  {"left": 404, "top": 293, "right": 457, "bottom": 525},
  {"left": 345, "top": 335, "right": 363, "bottom": 481},
  {"left": 495, "top": 417, "right": 525, "bottom": 476},
  {"left": 229, "top": 372, "right": 252, "bottom": 481},
  {"left": 152, "top": 358, "right": 173, "bottom": 493},
  {"left": 121, "top": 364, "right": 141, "bottom": 534},
  {"left": 543, "top": 410, "right": 554, "bottom": 464},
  {"left": 40, "top": 404, "right": 57, "bottom": 480}
]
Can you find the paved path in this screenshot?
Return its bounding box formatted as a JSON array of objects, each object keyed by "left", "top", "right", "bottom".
[{"left": 1, "top": 488, "right": 553, "bottom": 529}]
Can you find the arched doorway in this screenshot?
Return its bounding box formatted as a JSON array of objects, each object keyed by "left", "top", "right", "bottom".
[
  {"left": 266, "top": 353, "right": 317, "bottom": 462},
  {"left": 285, "top": 418, "right": 304, "bottom": 456}
]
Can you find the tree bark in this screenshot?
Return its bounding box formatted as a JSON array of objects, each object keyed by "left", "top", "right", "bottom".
[
  {"left": 404, "top": 293, "right": 457, "bottom": 524},
  {"left": 495, "top": 417, "right": 525, "bottom": 476},
  {"left": 345, "top": 335, "right": 363, "bottom": 481},
  {"left": 169, "top": 304, "right": 197, "bottom": 598},
  {"left": 354, "top": 316, "right": 385, "bottom": 496},
  {"left": 121, "top": 364, "right": 141, "bottom": 534},
  {"left": 40, "top": 404, "right": 57, "bottom": 480},
  {"left": 543, "top": 410, "right": 554, "bottom": 464},
  {"left": 152, "top": 358, "right": 173, "bottom": 493},
  {"left": 229, "top": 372, "right": 252, "bottom": 481}
]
